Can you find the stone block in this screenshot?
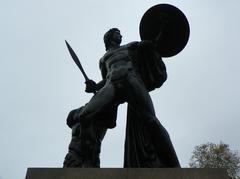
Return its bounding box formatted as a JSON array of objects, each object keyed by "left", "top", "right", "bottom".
[{"left": 25, "top": 168, "right": 230, "bottom": 179}]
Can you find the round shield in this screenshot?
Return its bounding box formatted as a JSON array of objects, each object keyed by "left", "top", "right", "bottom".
[{"left": 140, "top": 4, "right": 190, "bottom": 57}]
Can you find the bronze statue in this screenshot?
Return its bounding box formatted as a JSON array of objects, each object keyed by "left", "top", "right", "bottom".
[
  {"left": 64, "top": 4, "right": 189, "bottom": 168},
  {"left": 63, "top": 105, "right": 107, "bottom": 167}
]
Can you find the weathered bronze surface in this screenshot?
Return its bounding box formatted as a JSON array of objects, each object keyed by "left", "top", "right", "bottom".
[{"left": 64, "top": 3, "right": 190, "bottom": 168}]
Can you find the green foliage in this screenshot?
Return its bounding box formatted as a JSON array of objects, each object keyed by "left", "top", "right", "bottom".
[{"left": 189, "top": 142, "right": 240, "bottom": 179}]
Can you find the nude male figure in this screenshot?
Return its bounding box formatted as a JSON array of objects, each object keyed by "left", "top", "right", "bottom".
[{"left": 79, "top": 28, "right": 180, "bottom": 167}]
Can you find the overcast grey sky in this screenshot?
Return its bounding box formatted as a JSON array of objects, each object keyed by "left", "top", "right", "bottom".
[{"left": 0, "top": 0, "right": 240, "bottom": 178}]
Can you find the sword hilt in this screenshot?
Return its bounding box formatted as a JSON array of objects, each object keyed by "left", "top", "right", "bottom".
[{"left": 85, "top": 80, "right": 97, "bottom": 95}]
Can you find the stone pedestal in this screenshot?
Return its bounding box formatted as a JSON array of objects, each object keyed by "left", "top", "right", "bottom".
[{"left": 25, "top": 168, "right": 229, "bottom": 179}]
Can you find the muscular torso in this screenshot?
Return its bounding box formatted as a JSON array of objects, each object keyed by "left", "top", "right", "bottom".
[{"left": 101, "top": 43, "right": 137, "bottom": 82}]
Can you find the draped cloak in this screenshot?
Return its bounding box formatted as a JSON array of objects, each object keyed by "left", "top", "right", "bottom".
[{"left": 123, "top": 42, "right": 179, "bottom": 167}]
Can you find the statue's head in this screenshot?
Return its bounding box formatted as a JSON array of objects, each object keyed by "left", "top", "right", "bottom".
[{"left": 104, "top": 28, "right": 122, "bottom": 50}]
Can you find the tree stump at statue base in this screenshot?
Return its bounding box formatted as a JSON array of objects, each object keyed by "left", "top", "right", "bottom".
[{"left": 25, "top": 168, "right": 230, "bottom": 179}]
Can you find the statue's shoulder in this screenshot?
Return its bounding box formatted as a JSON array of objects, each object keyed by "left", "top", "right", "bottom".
[
  {"left": 124, "top": 41, "right": 139, "bottom": 49},
  {"left": 99, "top": 51, "right": 111, "bottom": 70},
  {"left": 99, "top": 52, "right": 109, "bottom": 65},
  {"left": 99, "top": 41, "right": 139, "bottom": 64},
  {"left": 99, "top": 56, "right": 105, "bottom": 65}
]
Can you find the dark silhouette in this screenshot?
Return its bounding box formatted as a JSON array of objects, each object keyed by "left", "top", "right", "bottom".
[
  {"left": 63, "top": 106, "right": 107, "bottom": 167},
  {"left": 64, "top": 3, "right": 189, "bottom": 167},
  {"left": 78, "top": 27, "right": 180, "bottom": 167}
]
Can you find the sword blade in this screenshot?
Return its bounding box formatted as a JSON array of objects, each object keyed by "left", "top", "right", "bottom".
[{"left": 65, "top": 40, "right": 89, "bottom": 81}]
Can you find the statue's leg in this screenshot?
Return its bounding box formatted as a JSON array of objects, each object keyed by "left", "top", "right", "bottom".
[
  {"left": 79, "top": 82, "right": 117, "bottom": 123},
  {"left": 76, "top": 82, "right": 116, "bottom": 167},
  {"left": 126, "top": 74, "right": 180, "bottom": 167}
]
